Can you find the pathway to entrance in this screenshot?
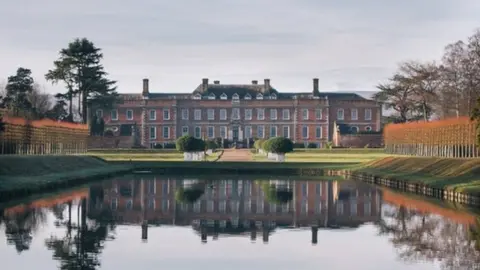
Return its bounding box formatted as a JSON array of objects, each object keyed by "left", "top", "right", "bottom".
[{"left": 219, "top": 149, "right": 253, "bottom": 161}]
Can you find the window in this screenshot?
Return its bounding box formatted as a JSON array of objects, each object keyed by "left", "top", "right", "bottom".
[
  {"left": 111, "top": 109, "right": 118, "bottom": 120},
  {"left": 245, "top": 109, "right": 252, "bottom": 120},
  {"left": 337, "top": 109, "right": 344, "bottom": 120},
  {"left": 365, "top": 108, "right": 372, "bottom": 120},
  {"left": 149, "top": 126, "right": 156, "bottom": 139},
  {"left": 207, "top": 126, "right": 214, "bottom": 138},
  {"left": 256, "top": 202, "right": 264, "bottom": 213},
  {"left": 244, "top": 200, "right": 251, "bottom": 213},
  {"left": 283, "top": 126, "right": 290, "bottom": 138},
  {"left": 163, "top": 109, "right": 170, "bottom": 120},
  {"left": 315, "top": 183, "right": 322, "bottom": 195},
  {"left": 96, "top": 109, "right": 103, "bottom": 118},
  {"left": 256, "top": 93, "right": 263, "bottom": 100},
  {"left": 365, "top": 126, "right": 372, "bottom": 132},
  {"left": 350, "top": 126, "right": 359, "bottom": 134},
  {"left": 230, "top": 201, "right": 239, "bottom": 212},
  {"left": 219, "top": 201, "right": 226, "bottom": 213},
  {"left": 257, "top": 126, "right": 264, "bottom": 138},
  {"left": 257, "top": 108, "right": 265, "bottom": 120},
  {"left": 193, "top": 201, "right": 200, "bottom": 212},
  {"left": 364, "top": 202, "right": 371, "bottom": 215},
  {"left": 302, "top": 109, "right": 309, "bottom": 120},
  {"left": 315, "top": 126, "right": 322, "bottom": 138},
  {"left": 182, "top": 109, "right": 189, "bottom": 120},
  {"left": 149, "top": 110, "right": 156, "bottom": 120},
  {"left": 282, "top": 203, "right": 289, "bottom": 213},
  {"left": 315, "top": 109, "right": 322, "bottom": 120},
  {"left": 182, "top": 126, "right": 189, "bottom": 135},
  {"left": 350, "top": 199, "right": 357, "bottom": 216},
  {"left": 315, "top": 201, "right": 322, "bottom": 213},
  {"left": 351, "top": 108, "right": 358, "bottom": 120},
  {"left": 162, "top": 200, "right": 169, "bottom": 211},
  {"left": 302, "top": 183, "right": 308, "bottom": 196},
  {"left": 282, "top": 109, "right": 290, "bottom": 120},
  {"left": 301, "top": 200, "right": 307, "bottom": 213},
  {"left": 126, "top": 199, "right": 133, "bottom": 210},
  {"left": 336, "top": 202, "right": 344, "bottom": 215},
  {"left": 302, "top": 125, "right": 308, "bottom": 139},
  {"left": 232, "top": 93, "right": 239, "bottom": 100},
  {"left": 208, "top": 93, "right": 215, "bottom": 100},
  {"left": 148, "top": 180, "right": 156, "bottom": 194},
  {"left": 245, "top": 126, "right": 252, "bottom": 138},
  {"left": 194, "top": 126, "right": 201, "bottom": 138},
  {"left": 270, "top": 93, "right": 277, "bottom": 100},
  {"left": 148, "top": 199, "right": 156, "bottom": 210},
  {"left": 220, "top": 126, "right": 227, "bottom": 138},
  {"left": 220, "top": 93, "right": 227, "bottom": 100},
  {"left": 163, "top": 126, "right": 170, "bottom": 138},
  {"left": 207, "top": 109, "right": 215, "bottom": 120},
  {"left": 111, "top": 198, "right": 118, "bottom": 210},
  {"left": 232, "top": 108, "right": 240, "bottom": 120},
  {"left": 270, "top": 126, "right": 277, "bottom": 137},
  {"left": 193, "top": 94, "right": 201, "bottom": 100},
  {"left": 245, "top": 94, "right": 252, "bottom": 100},
  {"left": 220, "top": 109, "right": 227, "bottom": 120},
  {"left": 270, "top": 203, "right": 276, "bottom": 213},
  {"left": 207, "top": 201, "right": 214, "bottom": 212},
  {"left": 270, "top": 109, "right": 277, "bottom": 120},
  {"left": 126, "top": 109, "right": 133, "bottom": 120},
  {"left": 194, "top": 109, "right": 201, "bottom": 120}
]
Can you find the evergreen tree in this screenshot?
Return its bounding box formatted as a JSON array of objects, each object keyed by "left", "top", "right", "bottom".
[
  {"left": 45, "top": 38, "right": 118, "bottom": 123},
  {"left": 1, "top": 68, "right": 35, "bottom": 117}
]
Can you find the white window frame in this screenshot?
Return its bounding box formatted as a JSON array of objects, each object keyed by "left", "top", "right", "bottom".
[
  {"left": 351, "top": 126, "right": 359, "bottom": 134},
  {"left": 163, "top": 109, "right": 170, "bottom": 120},
  {"left": 194, "top": 109, "right": 201, "bottom": 120},
  {"left": 208, "top": 93, "right": 216, "bottom": 100},
  {"left": 270, "top": 93, "right": 277, "bottom": 100},
  {"left": 126, "top": 109, "right": 134, "bottom": 120},
  {"left": 270, "top": 109, "right": 277, "bottom": 120},
  {"left": 245, "top": 125, "right": 252, "bottom": 139},
  {"left": 182, "top": 109, "right": 189, "bottom": 120},
  {"left": 365, "top": 108, "right": 372, "bottom": 120},
  {"left": 245, "top": 109, "right": 252, "bottom": 120},
  {"left": 220, "top": 93, "right": 227, "bottom": 100},
  {"left": 245, "top": 94, "right": 252, "bottom": 100},
  {"left": 351, "top": 108, "right": 358, "bottom": 120},
  {"left": 302, "top": 109, "right": 309, "bottom": 120},
  {"left": 270, "top": 125, "right": 277, "bottom": 137},
  {"left": 149, "top": 109, "right": 156, "bottom": 120},
  {"left": 220, "top": 126, "right": 227, "bottom": 139},
  {"left": 207, "top": 109, "right": 215, "bottom": 120},
  {"left": 257, "top": 108, "right": 265, "bottom": 120},
  {"left": 232, "top": 108, "right": 240, "bottom": 120},
  {"left": 282, "top": 109, "right": 290, "bottom": 120},
  {"left": 207, "top": 126, "right": 214, "bottom": 138},
  {"left": 257, "top": 125, "right": 265, "bottom": 138},
  {"left": 182, "top": 126, "right": 189, "bottom": 136},
  {"left": 163, "top": 126, "right": 170, "bottom": 139},
  {"left": 149, "top": 126, "right": 156, "bottom": 139},
  {"left": 256, "top": 93, "right": 263, "bottom": 100},
  {"left": 337, "top": 109, "right": 344, "bottom": 120},
  {"left": 283, "top": 126, "right": 290, "bottom": 138},
  {"left": 194, "top": 126, "right": 201, "bottom": 138},
  {"left": 193, "top": 94, "right": 201, "bottom": 100},
  {"left": 220, "top": 109, "right": 227, "bottom": 120},
  {"left": 232, "top": 93, "right": 239, "bottom": 100},
  {"left": 111, "top": 109, "right": 118, "bottom": 120},
  {"left": 315, "top": 109, "right": 322, "bottom": 120},
  {"left": 302, "top": 125, "right": 309, "bottom": 139},
  {"left": 365, "top": 126, "right": 372, "bottom": 132},
  {"left": 315, "top": 126, "right": 322, "bottom": 139}
]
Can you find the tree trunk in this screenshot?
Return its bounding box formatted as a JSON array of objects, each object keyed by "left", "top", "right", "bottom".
[{"left": 82, "top": 90, "right": 88, "bottom": 124}]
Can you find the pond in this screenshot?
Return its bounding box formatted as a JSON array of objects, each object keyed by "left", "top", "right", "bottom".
[{"left": 0, "top": 175, "right": 479, "bottom": 270}]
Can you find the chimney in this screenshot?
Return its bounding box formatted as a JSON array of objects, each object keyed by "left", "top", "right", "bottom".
[
  {"left": 313, "top": 78, "right": 319, "bottom": 96},
  {"left": 252, "top": 80, "right": 258, "bottom": 85},
  {"left": 142, "top": 78, "right": 149, "bottom": 96},
  {"left": 263, "top": 78, "right": 270, "bottom": 93},
  {"left": 202, "top": 78, "right": 209, "bottom": 92},
  {"left": 214, "top": 80, "right": 220, "bottom": 84}
]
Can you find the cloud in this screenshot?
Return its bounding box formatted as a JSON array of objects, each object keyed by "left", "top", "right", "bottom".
[{"left": 1, "top": 0, "right": 480, "bottom": 94}]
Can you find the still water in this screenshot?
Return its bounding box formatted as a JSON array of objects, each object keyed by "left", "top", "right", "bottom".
[{"left": 0, "top": 176, "right": 479, "bottom": 270}]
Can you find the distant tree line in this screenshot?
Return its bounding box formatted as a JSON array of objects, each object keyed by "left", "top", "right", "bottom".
[
  {"left": 375, "top": 29, "right": 480, "bottom": 124},
  {"left": 0, "top": 38, "right": 118, "bottom": 127}
]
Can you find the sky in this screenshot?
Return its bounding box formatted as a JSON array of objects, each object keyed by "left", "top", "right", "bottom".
[{"left": 1, "top": 0, "right": 480, "bottom": 96}]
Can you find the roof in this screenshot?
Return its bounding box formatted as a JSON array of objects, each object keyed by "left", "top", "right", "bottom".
[{"left": 193, "top": 83, "right": 278, "bottom": 98}]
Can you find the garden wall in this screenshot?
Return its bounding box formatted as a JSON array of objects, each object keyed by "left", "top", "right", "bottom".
[
  {"left": 0, "top": 116, "right": 89, "bottom": 155},
  {"left": 383, "top": 116, "right": 477, "bottom": 158}
]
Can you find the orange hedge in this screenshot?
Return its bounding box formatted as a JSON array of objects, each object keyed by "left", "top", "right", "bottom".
[
  {"left": 383, "top": 117, "right": 476, "bottom": 146},
  {"left": 2, "top": 116, "right": 88, "bottom": 130}
]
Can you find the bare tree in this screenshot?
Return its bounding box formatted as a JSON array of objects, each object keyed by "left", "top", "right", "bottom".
[{"left": 27, "top": 83, "right": 53, "bottom": 117}]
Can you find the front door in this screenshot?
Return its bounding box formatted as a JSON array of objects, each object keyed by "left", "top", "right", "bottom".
[{"left": 232, "top": 126, "right": 239, "bottom": 141}]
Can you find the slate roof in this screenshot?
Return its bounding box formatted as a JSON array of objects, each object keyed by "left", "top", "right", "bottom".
[{"left": 193, "top": 84, "right": 278, "bottom": 98}]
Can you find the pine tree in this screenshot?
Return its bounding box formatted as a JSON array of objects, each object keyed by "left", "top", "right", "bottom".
[{"left": 2, "top": 68, "right": 35, "bottom": 117}]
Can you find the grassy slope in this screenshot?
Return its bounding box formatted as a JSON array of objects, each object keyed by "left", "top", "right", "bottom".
[
  {"left": 253, "top": 151, "right": 388, "bottom": 163},
  {"left": 355, "top": 157, "right": 480, "bottom": 194}
]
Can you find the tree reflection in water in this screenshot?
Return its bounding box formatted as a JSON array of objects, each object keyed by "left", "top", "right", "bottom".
[
  {"left": 378, "top": 204, "right": 480, "bottom": 270},
  {"left": 44, "top": 199, "right": 116, "bottom": 270}
]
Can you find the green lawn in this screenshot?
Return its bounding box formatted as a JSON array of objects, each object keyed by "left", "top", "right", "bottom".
[
  {"left": 253, "top": 151, "right": 389, "bottom": 163},
  {"left": 88, "top": 150, "right": 223, "bottom": 161}
]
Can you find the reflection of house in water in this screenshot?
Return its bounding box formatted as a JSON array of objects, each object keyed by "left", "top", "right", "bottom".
[{"left": 87, "top": 177, "right": 382, "bottom": 244}]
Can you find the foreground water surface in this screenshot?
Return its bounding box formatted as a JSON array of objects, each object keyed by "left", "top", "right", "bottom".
[{"left": 0, "top": 175, "right": 479, "bottom": 270}]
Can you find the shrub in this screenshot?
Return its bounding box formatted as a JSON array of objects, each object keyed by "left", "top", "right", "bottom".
[
  {"left": 163, "top": 142, "right": 176, "bottom": 149},
  {"left": 104, "top": 129, "right": 114, "bottom": 137},
  {"left": 307, "top": 143, "right": 317, "bottom": 148},
  {"left": 175, "top": 187, "right": 205, "bottom": 203},
  {"left": 176, "top": 135, "right": 205, "bottom": 152},
  {"left": 254, "top": 139, "right": 265, "bottom": 150},
  {"left": 206, "top": 140, "right": 218, "bottom": 150},
  {"left": 260, "top": 182, "right": 293, "bottom": 204},
  {"left": 293, "top": 142, "right": 305, "bottom": 148},
  {"left": 263, "top": 137, "right": 293, "bottom": 154},
  {"left": 153, "top": 143, "right": 163, "bottom": 149}
]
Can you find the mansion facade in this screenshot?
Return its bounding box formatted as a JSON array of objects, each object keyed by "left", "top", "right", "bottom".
[{"left": 93, "top": 78, "right": 381, "bottom": 148}]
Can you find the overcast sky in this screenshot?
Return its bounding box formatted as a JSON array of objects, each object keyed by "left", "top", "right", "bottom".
[{"left": 1, "top": 0, "right": 480, "bottom": 95}]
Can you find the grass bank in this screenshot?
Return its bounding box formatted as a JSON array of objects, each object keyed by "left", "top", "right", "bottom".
[
  {"left": 353, "top": 157, "right": 480, "bottom": 195},
  {"left": 253, "top": 150, "right": 389, "bottom": 163},
  {"left": 0, "top": 156, "right": 132, "bottom": 202}
]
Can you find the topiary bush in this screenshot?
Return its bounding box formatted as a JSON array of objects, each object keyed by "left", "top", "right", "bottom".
[
  {"left": 176, "top": 135, "right": 205, "bottom": 152},
  {"left": 263, "top": 137, "right": 293, "bottom": 154}
]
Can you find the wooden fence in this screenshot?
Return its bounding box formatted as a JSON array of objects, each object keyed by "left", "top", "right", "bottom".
[
  {"left": 383, "top": 117, "right": 478, "bottom": 158},
  {"left": 0, "top": 116, "right": 89, "bottom": 155}
]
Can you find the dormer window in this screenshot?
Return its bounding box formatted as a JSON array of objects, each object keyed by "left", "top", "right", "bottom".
[
  {"left": 208, "top": 93, "right": 216, "bottom": 100},
  {"left": 232, "top": 93, "right": 239, "bottom": 99},
  {"left": 193, "top": 94, "right": 201, "bottom": 100},
  {"left": 256, "top": 93, "right": 263, "bottom": 100},
  {"left": 245, "top": 94, "right": 252, "bottom": 100},
  {"left": 220, "top": 93, "right": 227, "bottom": 100},
  {"left": 270, "top": 93, "right": 277, "bottom": 100}
]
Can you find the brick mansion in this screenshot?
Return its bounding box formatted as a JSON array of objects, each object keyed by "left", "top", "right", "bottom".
[{"left": 93, "top": 78, "right": 382, "bottom": 148}]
